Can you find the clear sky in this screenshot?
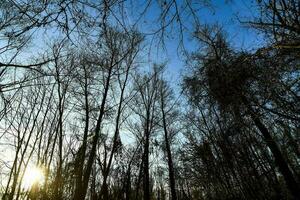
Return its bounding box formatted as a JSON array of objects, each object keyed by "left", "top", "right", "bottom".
[
  {"left": 0, "top": 0, "right": 266, "bottom": 91},
  {"left": 131, "top": 0, "right": 265, "bottom": 91}
]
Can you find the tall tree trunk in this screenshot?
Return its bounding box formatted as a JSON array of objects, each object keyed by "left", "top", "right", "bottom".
[
  {"left": 74, "top": 65, "right": 90, "bottom": 199},
  {"left": 125, "top": 166, "right": 132, "bottom": 200},
  {"left": 143, "top": 128, "right": 150, "bottom": 200},
  {"left": 244, "top": 98, "right": 300, "bottom": 199},
  {"left": 53, "top": 53, "right": 67, "bottom": 200},
  {"left": 73, "top": 64, "right": 113, "bottom": 200},
  {"left": 160, "top": 93, "right": 177, "bottom": 200},
  {"left": 100, "top": 61, "right": 131, "bottom": 200}
]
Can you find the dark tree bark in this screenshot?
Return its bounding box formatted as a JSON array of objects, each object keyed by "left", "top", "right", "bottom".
[
  {"left": 160, "top": 86, "right": 177, "bottom": 200},
  {"left": 73, "top": 63, "right": 113, "bottom": 200},
  {"left": 244, "top": 97, "right": 300, "bottom": 200},
  {"left": 143, "top": 123, "right": 151, "bottom": 200}
]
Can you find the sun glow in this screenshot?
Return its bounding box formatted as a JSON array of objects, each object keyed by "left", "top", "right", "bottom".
[{"left": 22, "top": 166, "right": 45, "bottom": 190}]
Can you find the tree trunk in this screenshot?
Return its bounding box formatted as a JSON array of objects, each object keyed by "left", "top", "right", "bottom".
[
  {"left": 160, "top": 96, "right": 177, "bottom": 200},
  {"left": 143, "top": 130, "right": 150, "bottom": 200},
  {"left": 244, "top": 98, "right": 300, "bottom": 199},
  {"left": 73, "top": 65, "right": 113, "bottom": 200}
]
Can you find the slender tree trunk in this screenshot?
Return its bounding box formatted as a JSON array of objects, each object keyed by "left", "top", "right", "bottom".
[
  {"left": 74, "top": 65, "right": 90, "bottom": 199},
  {"left": 73, "top": 64, "right": 113, "bottom": 200},
  {"left": 143, "top": 128, "right": 150, "bottom": 200},
  {"left": 243, "top": 98, "right": 300, "bottom": 199},
  {"left": 53, "top": 54, "right": 67, "bottom": 200},
  {"left": 100, "top": 61, "right": 132, "bottom": 199},
  {"left": 125, "top": 166, "right": 132, "bottom": 200},
  {"left": 160, "top": 94, "right": 177, "bottom": 200},
  {"left": 6, "top": 89, "right": 44, "bottom": 200}
]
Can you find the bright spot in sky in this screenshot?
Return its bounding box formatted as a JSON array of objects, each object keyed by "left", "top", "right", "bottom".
[{"left": 22, "top": 166, "right": 45, "bottom": 190}]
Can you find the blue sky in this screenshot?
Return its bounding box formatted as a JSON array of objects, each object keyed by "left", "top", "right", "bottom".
[
  {"left": 131, "top": 0, "right": 266, "bottom": 89},
  {"left": 0, "top": 0, "right": 265, "bottom": 88}
]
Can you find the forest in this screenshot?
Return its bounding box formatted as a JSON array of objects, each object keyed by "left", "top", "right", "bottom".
[{"left": 0, "top": 0, "right": 299, "bottom": 199}]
